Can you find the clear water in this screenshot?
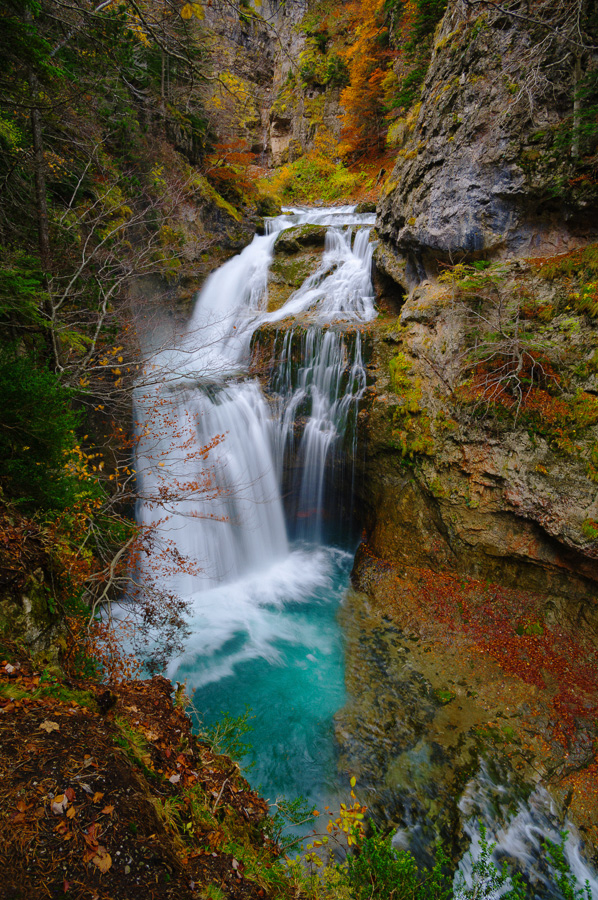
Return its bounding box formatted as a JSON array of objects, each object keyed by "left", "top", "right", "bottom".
[
  {"left": 173, "top": 545, "right": 351, "bottom": 813},
  {"left": 133, "top": 205, "right": 598, "bottom": 888}
]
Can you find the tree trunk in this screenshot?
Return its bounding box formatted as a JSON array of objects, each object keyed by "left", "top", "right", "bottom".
[
  {"left": 29, "top": 72, "right": 52, "bottom": 274},
  {"left": 572, "top": 52, "right": 582, "bottom": 159},
  {"left": 24, "top": 2, "right": 52, "bottom": 274}
]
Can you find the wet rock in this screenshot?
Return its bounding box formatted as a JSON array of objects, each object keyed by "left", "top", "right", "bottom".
[
  {"left": 274, "top": 224, "right": 328, "bottom": 253},
  {"left": 355, "top": 201, "right": 377, "bottom": 214}
]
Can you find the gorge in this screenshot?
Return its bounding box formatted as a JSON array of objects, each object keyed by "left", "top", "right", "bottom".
[
  {"left": 0, "top": 0, "right": 597, "bottom": 897},
  {"left": 133, "top": 201, "right": 598, "bottom": 895}
]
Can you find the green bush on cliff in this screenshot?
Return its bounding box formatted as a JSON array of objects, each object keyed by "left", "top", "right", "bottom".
[{"left": 261, "top": 150, "right": 369, "bottom": 204}]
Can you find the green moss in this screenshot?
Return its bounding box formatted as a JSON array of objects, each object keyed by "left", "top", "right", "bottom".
[
  {"left": 270, "top": 255, "right": 320, "bottom": 288},
  {"left": 274, "top": 224, "right": 327, "bottom": 253},
  {"left": 515, "top": 621, "right": 544, "bottom": 636},
  {"left": 433, "top": 688, "right": 456, "bottom": 705},
  {"left": 388, "top": 353, "right": 435, "bottom": 458},
  {"left": 582, "top": 517, "right": 598, "bottom": 541},
  {"left": 0, "top": 678, "right": 97, "bottom": 709},
  {"left": 189, "top": 174, "right": 241, "bottom": 222}
]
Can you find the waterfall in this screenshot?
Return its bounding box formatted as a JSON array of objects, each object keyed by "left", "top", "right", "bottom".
[
  {"left": 132, "top": 208, "right": 598, "bottom": 889},
  {"left": 133, "top": 205, "right": 376, "bottom": 679},
  {"left": 454, "top": 762, "right": 598, "bottom": 898},
  {"left": 269, "top": 326, "right": 367, "bottom": 542}
]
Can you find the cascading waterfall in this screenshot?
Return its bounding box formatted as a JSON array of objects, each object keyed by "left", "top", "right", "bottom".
[
  {"left": 132, "top": 203, "right": 375, "bottom": 812},
  {"left": 454, "top": 763, "right": 598, "bottom": 898},
  {"left": 133, "top": 205, "right": 598, "bottom": 891},
  {"left": 269, "top": 326, "right": 366, "bottom": 542},
  {"left": 134, "top": 206, "right": 375, "bottom": 602}
]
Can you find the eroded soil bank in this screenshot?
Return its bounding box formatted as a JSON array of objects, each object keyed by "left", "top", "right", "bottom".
[{"left": 0, "top": 653, "right": 284, "bottom": 900}]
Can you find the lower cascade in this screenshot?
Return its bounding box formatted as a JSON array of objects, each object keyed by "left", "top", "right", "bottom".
[{"left": 134, "top": 207, "right": 598, "bottom": 896}]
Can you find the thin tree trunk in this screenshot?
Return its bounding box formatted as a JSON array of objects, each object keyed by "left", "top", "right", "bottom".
[
  {"left": 24, "top": 2, "right": 52, "bottom": 274},
  {"left": 572, "top": 52, "right": 582, "bottom": 158},
  {"left": 29, "top": 72, "right": 52, "bottom": 274}
]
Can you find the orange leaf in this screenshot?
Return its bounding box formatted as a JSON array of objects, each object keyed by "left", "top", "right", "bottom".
[{"left": 92, "top": 846, "right": 112, "bottom": 873}]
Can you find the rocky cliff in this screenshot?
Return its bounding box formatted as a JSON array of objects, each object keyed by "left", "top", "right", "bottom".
[
  {"left": 364, "top": 0, "right": 598, "bottom": 612},
  {"left": 344, "top": 0, "right": 598, "bottom": 856},
  {"left": 376, "top": 0, "right": 598, "bottom": 283}
]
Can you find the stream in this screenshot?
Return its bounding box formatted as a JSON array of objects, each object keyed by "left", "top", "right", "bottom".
[{"left": 133, "top": 206, "right": 598, "bottom": 896}]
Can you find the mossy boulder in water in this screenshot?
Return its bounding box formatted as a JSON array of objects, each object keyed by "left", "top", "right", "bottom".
[{"left": 274, "top": 224, "right": 327, "bottom": 254}]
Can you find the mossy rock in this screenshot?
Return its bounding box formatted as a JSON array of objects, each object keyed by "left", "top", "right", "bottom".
[
  {"left": 269, "top": 254, "right": 321, "bottom": 289},
  {"left": 433, "top": 688, "right": 456, "bottom": 705},
  {"left": 266, "top": 283, "right": 295, "bottom": 312},
  {"left": 256, "top": 195, "right": 283, "bottom": 218},
  {"left": 0, "top": 570, "right": 59, "bottom": 653},
  {"left": 372, "top": 239, "right": 409, "bottom": 292},
  {"left": 274, "top": 224, "right": 327, "bottom": 253},
  {"left": 355, "top": 200, "right": 377, "bottom": 214}
]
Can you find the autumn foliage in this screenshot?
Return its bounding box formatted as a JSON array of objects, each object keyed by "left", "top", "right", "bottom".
[
  {"left": 338, "top": 0, "right": 447, "bottom": 159},
  {"left": 339, "top": 0, "right": 391, "bottom": 158}
]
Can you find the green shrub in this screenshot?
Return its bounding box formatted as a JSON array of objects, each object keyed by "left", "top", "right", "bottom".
[
  {"left": 0, "top": 350, "right": 82, "bottom": 512},
  {"left": 345, "top": 824, "right": 453, "bottom": 900}
]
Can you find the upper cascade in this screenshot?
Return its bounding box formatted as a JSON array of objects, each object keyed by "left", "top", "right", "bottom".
[{"left": 133, "top": 205, "right": 377, "bottom": 601}]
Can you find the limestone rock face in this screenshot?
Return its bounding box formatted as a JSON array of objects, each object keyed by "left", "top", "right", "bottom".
[
  {"left": 356, "top": 267, "right": 598, "bottom": 620},
  {"left": 377, "top": 2, "right": 598, "bottom": 281}
]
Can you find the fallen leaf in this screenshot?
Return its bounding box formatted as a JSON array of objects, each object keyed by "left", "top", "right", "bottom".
[
  {"left": 39, "top": 720, "right": 60, "bottom": 733},
  {"left": 67, "top": 806, "right": 76, "bottom": 819},
  {"left": 101, "top": 805, "right": 115, "bottom": 815},
  {"left": 51, "top": 794, "right": 69, "bottom": 815},
  {"left": 92, "top": 846, "right": 112, "bottom": 873},
  {"left": 92, "top": 791, "right": 104, "bottom": 803},
  {"left": 83, "top": 823, "right": 100, "bottom": 852},
  {"left": 168, "top": 774, "right": 181, "bottom": 784},
  {"left": 65, "top": 787, "right": 76, "bottom": 801},
  {"left": 16, "top": 800, "right": 29, "bottom": 813}
]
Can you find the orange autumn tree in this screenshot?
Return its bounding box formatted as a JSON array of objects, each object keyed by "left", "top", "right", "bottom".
[
  {"left": 340, "top": 0, "right": 391, "bottom": 160},
  {"left": 339, "top": 0, "right": 447, "bottom": 159}
]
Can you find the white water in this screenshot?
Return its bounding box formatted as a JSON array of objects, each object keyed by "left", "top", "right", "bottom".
[
  {"left": 133, "top": 205, "right": 375, "bottom": 674},
  {"left": 455, "top": 763, "right": 598, "bottom": 898},
  {"left": 133, "top": 205, "right": 598, "bottom": 890}
]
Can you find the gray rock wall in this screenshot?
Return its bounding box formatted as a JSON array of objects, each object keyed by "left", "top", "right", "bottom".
[{"left": 377, "top": 0, "right": 598, "bottom": 280}]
